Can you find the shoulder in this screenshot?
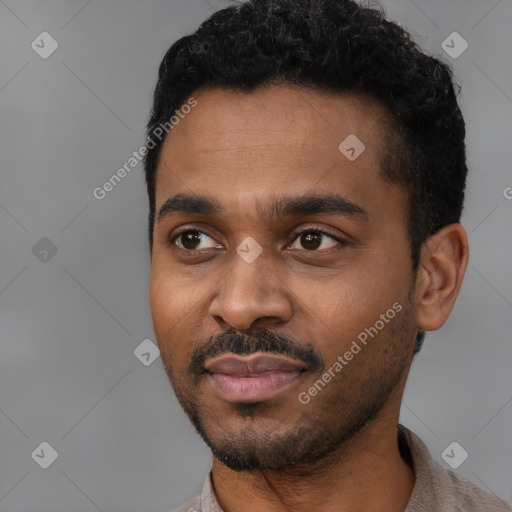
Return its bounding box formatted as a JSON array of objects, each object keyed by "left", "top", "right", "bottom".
[
  {"left": 444, "top": 469, "right": 511, "bottom": 512},
  {"left": 169, "top": 495, "right": 201, "bottom": 512},
  {"left": 399, "top": 425, "right": 511, "bottom": 512}
]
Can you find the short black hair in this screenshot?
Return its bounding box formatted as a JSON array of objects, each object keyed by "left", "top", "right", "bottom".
[{"left": 144, "top": 0, "right": 467, "bottom": 354}]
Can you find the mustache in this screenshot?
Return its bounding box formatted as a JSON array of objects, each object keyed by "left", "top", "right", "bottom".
[{"left": 188, "top": 328, "right": 325, "bottom": 376}]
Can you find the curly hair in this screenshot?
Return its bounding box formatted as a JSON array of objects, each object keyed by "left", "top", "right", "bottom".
[{"left": 144, "top": 0, "right": 468, "bottom": 354}]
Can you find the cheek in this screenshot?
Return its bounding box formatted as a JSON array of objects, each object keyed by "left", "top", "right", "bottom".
[
  {"left": 149, "top": 265, "right": 186, "bottom": 356},
  {"left": 149, "top": 261, "right": 208, "bottom": 368},
  {"left": 302, "top": 262, "right": 410, "bottom": 360},
  {"left": 149, "top": 277, "right": 184, "bottom": 377},
  {"left": 149, "top": 267, "right": 171, "bottom": 331},
  {"left": 149, "top": 250, "right": 192, "bottom": 323}
]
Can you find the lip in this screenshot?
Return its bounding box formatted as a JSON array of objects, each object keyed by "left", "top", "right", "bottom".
[{"left": 204, "top": 353, "right": 306, "bottom": 403}]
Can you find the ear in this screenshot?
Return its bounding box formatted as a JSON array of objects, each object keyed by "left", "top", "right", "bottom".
[{"left": 413, "top": 223, "right": 469, "bottom": 332}]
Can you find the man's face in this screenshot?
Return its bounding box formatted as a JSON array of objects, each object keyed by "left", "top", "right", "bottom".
[{"left": 149, "top": 85, "right": 418, "bottom": 471}]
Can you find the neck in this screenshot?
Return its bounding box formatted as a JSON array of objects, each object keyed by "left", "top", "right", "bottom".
[{"left": 211, "top": 407, "right": 415, "bottom": 512}]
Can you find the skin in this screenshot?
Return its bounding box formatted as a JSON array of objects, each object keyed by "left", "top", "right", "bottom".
[{"left": 149, "top": 85, "right": 469, "bottom": 512}]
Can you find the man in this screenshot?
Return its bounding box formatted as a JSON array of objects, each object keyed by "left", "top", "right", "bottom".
[{"left": 143, "top": 0, "right": 511, "bottom": 510}]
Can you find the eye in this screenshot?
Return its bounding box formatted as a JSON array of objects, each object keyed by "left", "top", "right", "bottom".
[
  {"left": 288, "top": 229, "right": 344, "bottom": 251},
  {"left": 169, "top": 227, "right": 347, "bottom": 254},
  {"left": 171, "top": 229, "right": 221, "bottom": 251}
]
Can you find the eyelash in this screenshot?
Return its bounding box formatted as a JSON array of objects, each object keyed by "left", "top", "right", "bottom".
[{"left": 167, "top": 226, "right": 349, "bottom": 254}]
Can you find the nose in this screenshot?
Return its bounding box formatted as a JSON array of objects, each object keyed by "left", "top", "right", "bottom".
[{"left": 209, "top": 248, "right": 293, "bottom": 332}]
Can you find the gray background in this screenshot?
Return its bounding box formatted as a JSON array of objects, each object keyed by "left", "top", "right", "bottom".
[{"left": 1, "top": 0, "right": 511, "bottom": 510}]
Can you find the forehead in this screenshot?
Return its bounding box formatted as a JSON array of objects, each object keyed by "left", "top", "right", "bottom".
[
  {"left": 154, "top": 85, "right": 403, "bottom": 219},
  {"left": 158, "top": 85, "right": 390, "bottom": 161}
]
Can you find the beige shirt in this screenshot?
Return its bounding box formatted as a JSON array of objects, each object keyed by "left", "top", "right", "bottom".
[{"left": 172, "top": 425, "right": 511, "bottom": 512}]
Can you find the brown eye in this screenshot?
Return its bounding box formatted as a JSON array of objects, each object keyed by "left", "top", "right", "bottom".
[
  {"left": 289, "top": 229, "right": 342, "bottom": 251},
  {"left": 172, "top": 230, "right": 219, "bottom": 251},
  {"left": 300, "top": 232, "right": 322, "bottom": 250}
]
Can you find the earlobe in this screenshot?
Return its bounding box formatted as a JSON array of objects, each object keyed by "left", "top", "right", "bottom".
[{"left": 414, "top": 223, "right": 469, "bottom": 332}]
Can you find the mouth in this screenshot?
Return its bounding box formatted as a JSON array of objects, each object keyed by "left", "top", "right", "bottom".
[{"left": 204, "top": 352, "right": 307, "bottom": 403}]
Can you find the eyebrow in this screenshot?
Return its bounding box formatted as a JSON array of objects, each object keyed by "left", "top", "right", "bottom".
[{"left": 156, "top": 192, "right": 370, "bottom": 223}]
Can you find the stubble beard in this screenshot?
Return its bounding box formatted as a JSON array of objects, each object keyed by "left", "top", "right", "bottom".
[{"left": 164, "top": 305, "right": 415, "bottom": 473}]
